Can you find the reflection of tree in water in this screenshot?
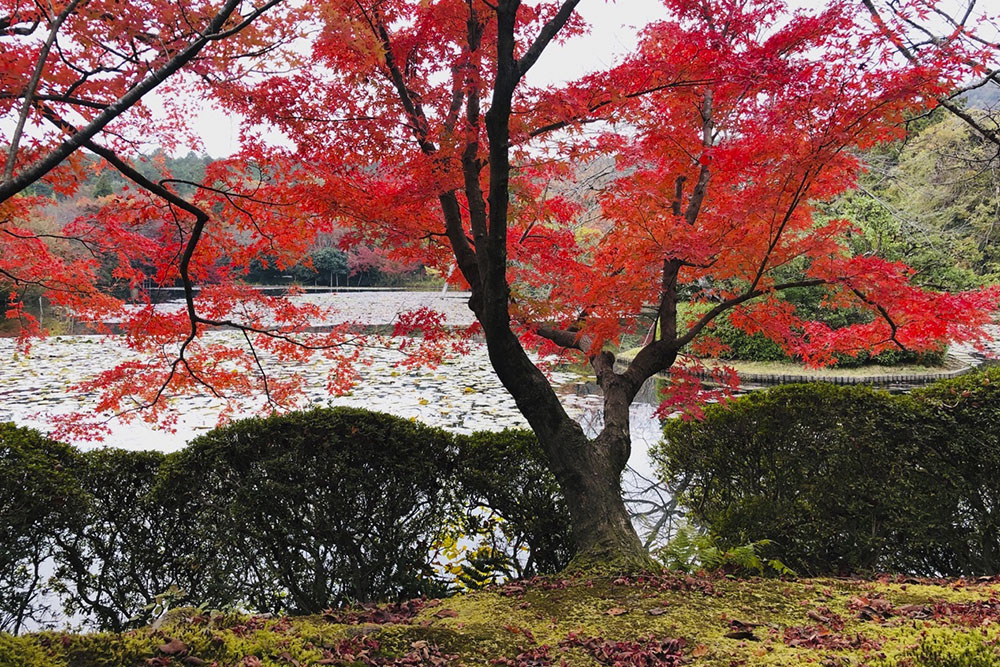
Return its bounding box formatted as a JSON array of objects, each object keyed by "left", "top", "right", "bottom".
[{"left": 624, "top": 466, "right": 688, "bottom": 552}]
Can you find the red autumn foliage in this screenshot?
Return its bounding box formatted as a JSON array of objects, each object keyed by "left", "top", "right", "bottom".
[
  {"left": 563, "top": 632, "right": 686, "bottom": 667},
  {"left": 783, "top": 624, "right": 884, "bottom": 652}
]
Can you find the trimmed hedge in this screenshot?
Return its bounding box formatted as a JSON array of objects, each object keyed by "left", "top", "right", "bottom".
[
  {"left": 157, "top": 407, "right": 458, "bottom": 615},
  {"left": 658, "top": 369, "right": 1000, "bottom": 576},
  {"left": 910, "top": 371, "right": 1000, "bottom": 575},
  {"left": 0, "top": 409, "right": 572, "bottom": 632},
  {"left": 0, "top": 424, "right": 84, "bottom": 634},
  {"left": 54, "top": 449, "right": 178, "bottom": 632},
  {"left": 453, "top": 429, "right": 573, "bottom": 585}
]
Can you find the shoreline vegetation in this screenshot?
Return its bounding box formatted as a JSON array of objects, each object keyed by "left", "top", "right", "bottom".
[{"left": 616, "top": 347, "right": 974, "bottom": 387}]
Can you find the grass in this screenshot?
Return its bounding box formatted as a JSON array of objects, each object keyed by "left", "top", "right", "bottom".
[
  {"left": 694, "top": 357, "right": 957, "bottom": 377},
  {"left": 615, "top": 346, "right": 957, "bottom": 379},
  {"left": 5, "top": 573, "right": 1000, "bottom": 665}
]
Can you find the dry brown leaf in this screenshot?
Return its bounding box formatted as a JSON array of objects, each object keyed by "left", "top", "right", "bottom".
[{"left": 158, "top": 638, "right": 188, "bottom": 656}]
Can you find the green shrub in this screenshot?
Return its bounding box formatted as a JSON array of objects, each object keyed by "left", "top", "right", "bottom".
[
  {"left": 156, "top": 407, "right": 458, "bottom": 614},
  {"left": 711, "top": 316, "right": 787, "bottom": 362},
  {"left": 0, "top": 411, "right": 575, "bottom": 631},
  {"left": 156, "top": 413, "right": 574, "bottom": 610},
  {"left": 659, "top": 384, "right": 918, "bottom": 575},
  {"left": 678, "top": 303, "right": 786, "bottom": 362},
  {"left": 831, "top": 345, "right": 947, "bottom": 368},
  {"left": 52, "top": 448, "right": 180, "bottom": 632},
  {"left": 0, "top": 424, "right": 84, "bottom": 634},
  {"left": 908, "top": 371, "right": 1000, "bottom": 575},
  {"left": 450, "top": 429, "right": 573, "bottom": 585},
  {"left": 657, "top": 370, "right": 1000, "bottom": 577}
]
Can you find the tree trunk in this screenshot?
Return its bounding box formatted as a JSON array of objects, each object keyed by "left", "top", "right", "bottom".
[
  {"left": 431, "top": 0, "right": 650, "bottom": 572},
  {"left": 477, "top": 322, "right": 651, "bottom": 570},
  {"left": 545, "top": 427, "right": 650, "bottom": 569}
]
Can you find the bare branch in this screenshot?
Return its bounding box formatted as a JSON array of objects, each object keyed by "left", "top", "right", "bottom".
[
  {"left": 861, "top": 0, "right": 1000, "bottom": 148},
  {"left": 3, "top": 0, "right": 84, "bottom": 182}
]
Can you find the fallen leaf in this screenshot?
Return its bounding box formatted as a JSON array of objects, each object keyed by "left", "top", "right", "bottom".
[
  {"left": 158, "top": 638, "right": 188, "bottom": 656},
  {"left": 807, "top": 610, "right": 831, "bottom": 625}
]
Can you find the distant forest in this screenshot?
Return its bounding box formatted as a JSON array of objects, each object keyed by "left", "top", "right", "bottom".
[{"left": 23, "top": 151, "right": 428, "bottom": 293}]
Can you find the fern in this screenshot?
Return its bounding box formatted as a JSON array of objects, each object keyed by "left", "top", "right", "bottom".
[{"left": 657, "top": 525, "right": 794, "bottom": 577}]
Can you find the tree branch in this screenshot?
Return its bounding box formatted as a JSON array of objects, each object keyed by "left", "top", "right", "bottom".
[
  {"left": 861, "top": 0, "right": 1000, "bottom": 148},
  {"left": 674, "top": 278, "right": 828, "bottom": 349},
  {"left": 3, "top": 0, "right": 84, "bottom": 182},
  {"left": 850, "top": 287, "right": 906, "bottom": 350},
  {"left": 516, "top": 0, "right": 581, "bottom": 79},
  {"left": 0, "top": 0, "right": 274, "bottom": 203},
  {"left": 527, "top": 79, "right": 713, "bottom": 138}
]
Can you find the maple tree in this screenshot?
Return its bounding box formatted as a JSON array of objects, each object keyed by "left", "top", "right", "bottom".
[
  {"left": 224, "top": 0, "right": 997, "bottom": 563},
  {"left": 2, "top": 0, "right": 999, "bottom": 566}
]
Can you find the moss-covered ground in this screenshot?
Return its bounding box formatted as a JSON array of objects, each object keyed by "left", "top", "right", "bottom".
[{"left": 4, "top": 573, "right": 1000, "bottom": 666}]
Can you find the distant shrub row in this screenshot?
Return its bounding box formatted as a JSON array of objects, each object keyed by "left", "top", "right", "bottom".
[
  {"left": 659, "top": 368, "right": 1000, "bottom": 577},
  {"left": 712, "top": 314, "right": 946, "bottom": 367},
  {"left": 680, "top": 300, "right": 947, "bottom": 367},
  {"left": 0, "top": 409, "right": 571, "bottom": 634}
]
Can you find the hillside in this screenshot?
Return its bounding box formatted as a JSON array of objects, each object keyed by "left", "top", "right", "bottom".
[{"left": 4, "top": 573, "right": 1000, "bottom": 666}]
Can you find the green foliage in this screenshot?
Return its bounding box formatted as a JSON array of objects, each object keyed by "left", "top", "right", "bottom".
[
  {"left": 658, "top": 371, "right": 1000, "bottom": 576},
  {"left": 710, "top": 315, "right": 787, "bottom": 362},
  {"left": 157, "top": 407, "right": 458, "bottom": 614},
  {"left": 287, "top": 247, "right": 350, "bottom": 285},
  {"left": 0, "top": 411, "right": 575, "bottom": 631},
  {"left": 907, "top": 371, "right": 1000, "bottom": 575},
  {"left": 877, "top": 629, "right": 1000, "bottom": 667},
  {"left": 310, "top": 247, "right": 349, "bottom": 286},
  {"left": 656, "top": 524, "right": 793, "bottom": 578},
  {"left": 448, "top": 429, "right": 573, "bottom": 586},
  {"left": 827, "top": 113, "right": 1000, "bottom": 290},
  {"left": 830, "top": 345, "right": 946, "bottom": 368},
  {"left": 0, "top": 424, "right": 83, "bottom": 634},
  {"left": 52, "top": 448, "right": 184, "bottom": 632}
]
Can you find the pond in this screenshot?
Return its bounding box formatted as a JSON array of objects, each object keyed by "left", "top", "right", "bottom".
[{"left": 0, "top": 291, "right": 671, "bottom": 542}]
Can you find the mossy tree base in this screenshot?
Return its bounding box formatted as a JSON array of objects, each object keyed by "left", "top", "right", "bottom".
[
  {"left": 563, "top": 543, "right": 660, "bottom": 577},
  {"left": 7, "top": 574, "right": 1000, "bottom": 666}
]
